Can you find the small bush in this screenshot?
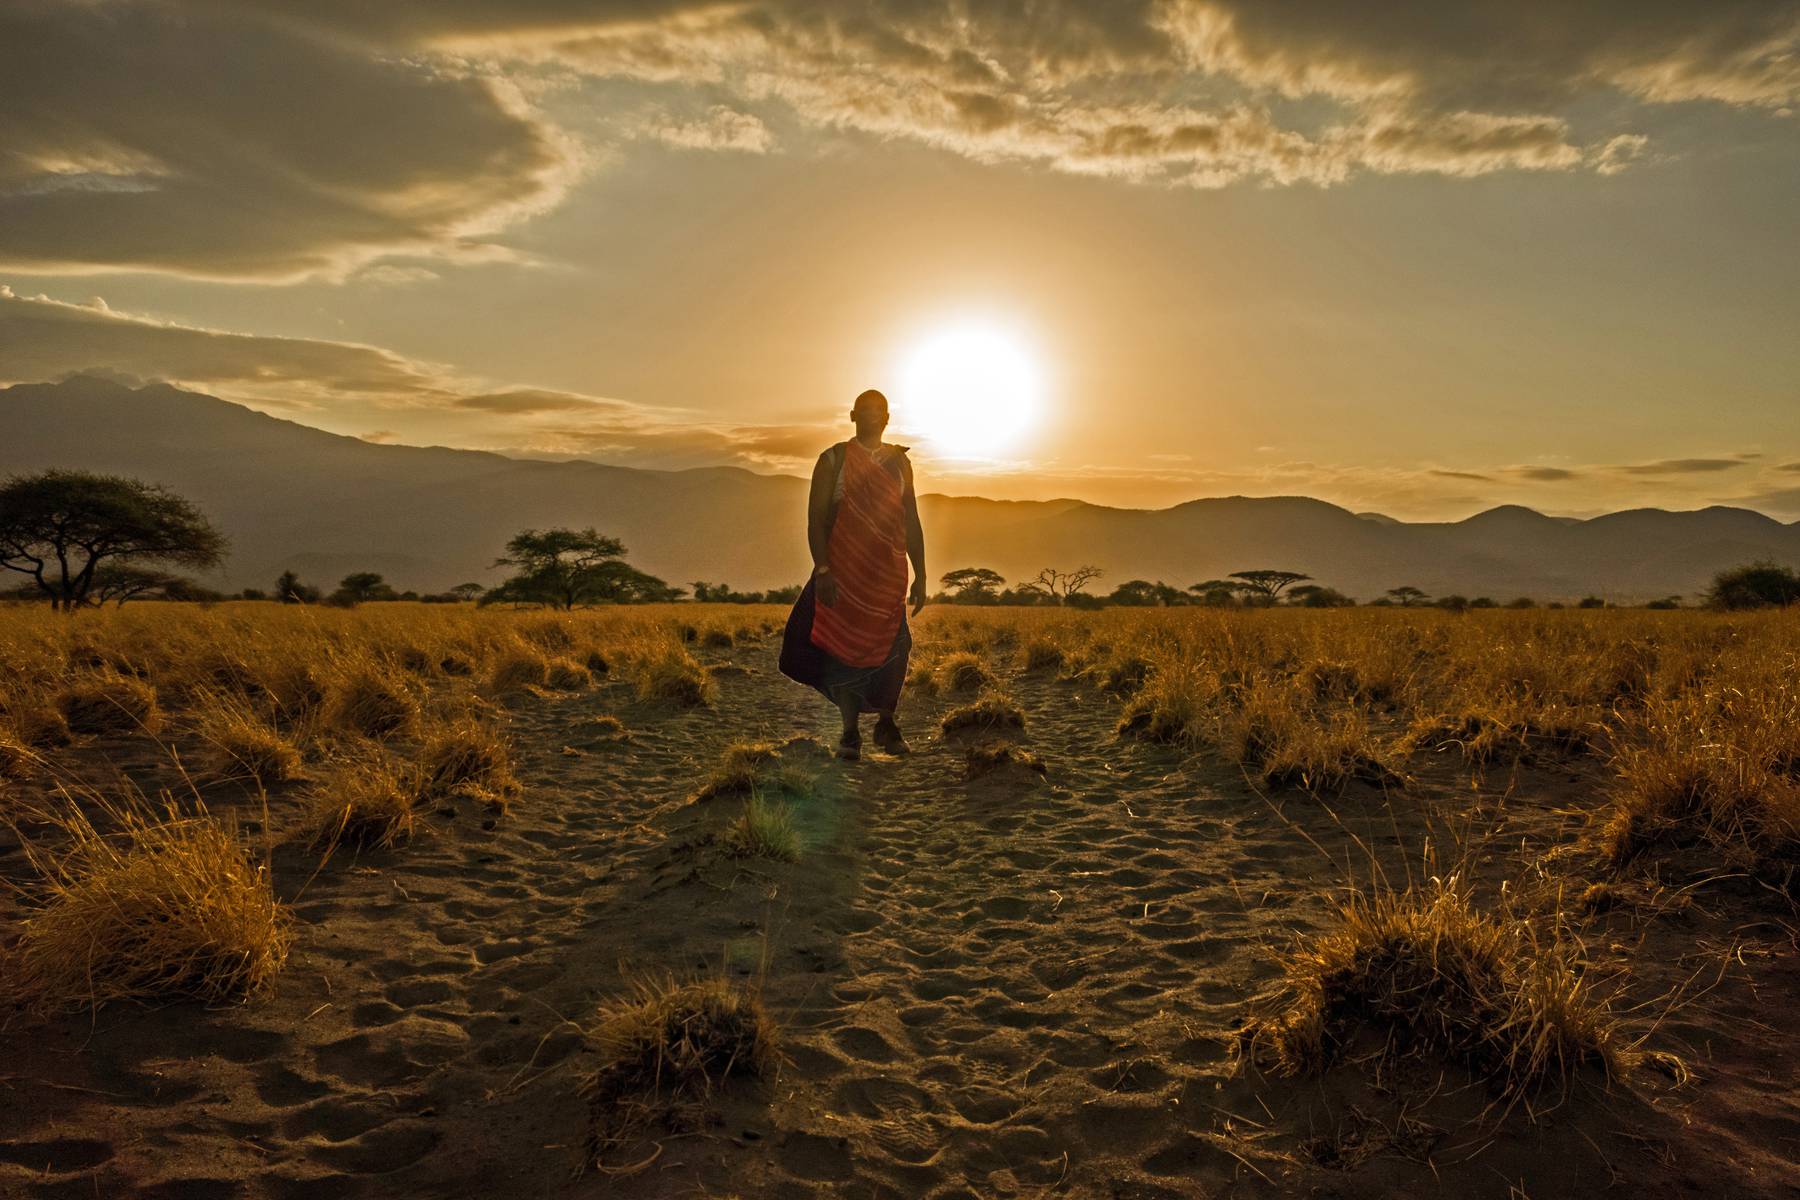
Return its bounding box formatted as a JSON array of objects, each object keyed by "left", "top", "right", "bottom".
[
  {"left": 58, "top": 672, "right": 162, "bottom": 735},
  {"left": 1241, "top": 875, "right": 1626, "bottom": 1098},
  {"left": 701, "top": 628, "right": 734, "bottom": 649},
  {"left": 1705, "top": 561, "right": 1800, "bottom": 610},
  {"left": 4, "top": 793, "right": 291, "bottom": 1013},
  {"left": 585, "top": 975, "right": 775, "bottom": 1170},
  {"left": 941, "top": 694, "right": 1026, "bottom": 738}
]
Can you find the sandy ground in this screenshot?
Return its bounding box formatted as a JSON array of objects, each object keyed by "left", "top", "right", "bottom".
[{"left": 3, "top": 630, "right": 1799, "bottom": 1198}]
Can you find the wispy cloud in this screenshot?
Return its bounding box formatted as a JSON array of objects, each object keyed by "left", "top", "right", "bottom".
[{"left": 1616, "top": 457, "right": 1749, "bottom": 475}]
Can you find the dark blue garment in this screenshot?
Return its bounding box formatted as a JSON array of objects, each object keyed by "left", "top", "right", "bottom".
[{"left": 779, "top": 576, "right": 912, "bottom": 713}]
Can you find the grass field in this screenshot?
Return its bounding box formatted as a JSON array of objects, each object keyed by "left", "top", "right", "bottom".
[{"left": 2, "top": 601, "right": 1797, "bottom": 1197}]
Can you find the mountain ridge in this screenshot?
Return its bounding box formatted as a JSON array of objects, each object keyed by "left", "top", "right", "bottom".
[{"left": 3, "top": 376, "right": 1795, "bottom": 601}]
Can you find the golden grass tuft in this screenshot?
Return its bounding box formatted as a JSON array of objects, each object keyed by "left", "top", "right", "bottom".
[
  {"left": 941, "top": 693, "right": 1027, "bottom": 738},
  {"left": 701, "top": 627, "right": 734, "bottom": 649},
  {"left": 193, "top": 703, "right": 303, "bottom": 785},
  {"left": 321, "top": 663, "right": 418, "bottom": 740},
  {"left": 636, "top": 647, "right": 716, "bottom": 707},
  {"left": 58, "top": 672, "right": 162, "bottom": 735},
  {"left": 693, "top": 740, "right": 818, "bottom": 802},
  {"left": 584, "top": 974, "right": 775, "bottom": 1170},
  {"left": 965, "top": 740, "right": 1046, "bottom": 780},
  {"left": 721, "top": 793, "right": 802, "bottom": 861},
  {"left": 544, "top": 658, "right": 594, "bottom": 691},
  {"left": 4, "top": 792, "right": 291, "bottom": 1014},
  {"left": 1241, "top": 874, "right": 1627, "bottom": 1099},
  {"left": 1, "top": 726, "right": 40, "bottom": 779},
  {"left": 1022, "top": 638, "right": 1065, "bottom": 672},
  {"left": 936, "top": 651, "right": 996, "bottom": 693},
  {"left": 487, "top": 646, "right": 550, "bottom": 695},
  {"left": 418, "top": 717, "right": 520, "bottom": 813},
  {"left": 301, "top": 754, "right": 418, "bottom": 851},
  {"left": 6, "top": 702, "right": 74, "bottom": 749}
]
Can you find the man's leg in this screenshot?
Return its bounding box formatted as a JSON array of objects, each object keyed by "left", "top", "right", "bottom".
[
  {"left": 873, "top": 706, "right": 910, "bottom": 755},
  {"left": 835, "top": 687, "right": 862, "bottom": 759}
]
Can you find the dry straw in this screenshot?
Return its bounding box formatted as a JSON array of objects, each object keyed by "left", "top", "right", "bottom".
[{"left": 4, "top": 788, "right": 291, "bottom": 1015}]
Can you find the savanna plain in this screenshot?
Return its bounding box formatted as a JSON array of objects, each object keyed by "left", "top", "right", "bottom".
[{"left": 1, "top": 602, "right": 1798, "bottom": 1199}]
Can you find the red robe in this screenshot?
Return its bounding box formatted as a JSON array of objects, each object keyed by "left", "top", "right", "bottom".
[{"left": 809, "top": 440, "right": 909, "bottom": 668}]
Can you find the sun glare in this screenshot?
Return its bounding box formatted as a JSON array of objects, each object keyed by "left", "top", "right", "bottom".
[{"left": 894, "top": 320, "right": 1045, "bottom": 459}]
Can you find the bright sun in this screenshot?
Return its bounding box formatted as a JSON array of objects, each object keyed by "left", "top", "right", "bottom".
[{"left": 894, "top": 320, "right": 1045, "bottom": 458}]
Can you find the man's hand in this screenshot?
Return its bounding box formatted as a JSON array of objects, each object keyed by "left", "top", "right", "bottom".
[
  {"left": 817, "top": 571, "right": 840, "bottom": 608},
  {"left": 910, "top": 577, "right": 928, "bottom": 616}
]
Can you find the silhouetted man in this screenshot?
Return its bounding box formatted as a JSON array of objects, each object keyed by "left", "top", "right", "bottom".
[{"left": 779, "top": 389, "right": 927, "bottom": 759}]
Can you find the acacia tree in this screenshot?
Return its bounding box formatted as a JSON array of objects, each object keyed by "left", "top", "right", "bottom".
[
  {"left": 331, "top": 572, "right": 398, "bottom": 605},
  {"left": 91, "top": 564, "right": 192, "bottom": 606},
  {"left": 1031, "top": 565, "right": 1104, "bottom": 605},
  {"left": 0, "top": 471, "right": 225, "bottom": 610},
  {"left": 1386, "top": 585, "right": 1429, "bottom": 607},
  {"left": 1229, "top": 569, "right": 1311, "bottom": 602},
  {"left": 487, "top": 528, "right": 678, "bottom": 607},
  {"left": 451, "top": 582, "right": 484, "bottom": 602},
  {"left": 275, "top": 570, "right": 320, "bottom": 604},
  {"left": 940, "top": 567, "right": 1006, "bottom": 603}
]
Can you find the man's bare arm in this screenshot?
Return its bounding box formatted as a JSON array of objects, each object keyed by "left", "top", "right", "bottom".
[
  {"left": 808, "top": 450, "right": 840, "bottom": 606},
  {"left": 903, "top": 457, "right": 926, "bottom": 614}
]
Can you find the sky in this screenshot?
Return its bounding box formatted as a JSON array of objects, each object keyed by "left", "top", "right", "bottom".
[{"left": 2, "top": 0, "right": 1798, "bottom": 520}]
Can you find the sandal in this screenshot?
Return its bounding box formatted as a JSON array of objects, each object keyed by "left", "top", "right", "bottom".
[
  {"left": 873, "top": 718, "right": 911, "bottom": 756},
  {"left": 837, "top": 733, "right": 862, "bottom": 761}
]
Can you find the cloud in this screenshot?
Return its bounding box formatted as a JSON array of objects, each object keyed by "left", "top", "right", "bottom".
[
  {"left": 1617, "top": 457, "right": 1748, "bottom": 475},
  {"left": 1431, "top": 469, "right": 1495, "bottom": 482},
  {"left": 0, "top": 286, "right": 820, "bottom": 470},
  {"left": 639, "top": 106, "right": 775, "bottom": 152},
  {"left": 0, "top": 2, "right": 576, "bottom": 281},
  {"left": 6, "top": 1, "right": 1792, "bottom": 285},
  {"left": 1513, "top": 466, "right": 1580, "bottom": 481},
  {"left": 1781, "top": 462, "right": 1800, "bottom": 472}
]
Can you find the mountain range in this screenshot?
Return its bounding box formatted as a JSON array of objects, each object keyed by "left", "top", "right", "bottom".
[{"left": 3, "top": 376, "right": 1796, "bottom": 602}]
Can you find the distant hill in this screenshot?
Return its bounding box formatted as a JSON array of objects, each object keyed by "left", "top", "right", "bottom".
[{"left": 3, "top": 376, "right": 1796, "bottom": 602}]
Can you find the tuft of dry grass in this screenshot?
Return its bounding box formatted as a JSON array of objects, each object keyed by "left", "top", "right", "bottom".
[
  {"left": 636, "top": 647, "right": 716, "bottom": 707},
  {"left": 418, "top": 716, "right": 520, "bottom": 812},
  {"left": 585, "top": 974, "right": 775, "bottom": 1170},
  {"left": 1241, "top": 874, "right": 1627, "bottom": 1099},
  {"left": 0, "top": 726, "right": 39, "bottom": 780},
  {"left": 58, "top": 672, "right": 162, "bottom": 735},
  {"left": 6, "top": 702, "right": 74, "bottom": 749},
  {"left": 487, "top": 646, "right": 550, "bottom": 695},
  {"left": 1022, "top": 638, "right": 1065, "bottom": 672},
  {"left": 544, "top": 658, "right": 594, "bottom": 691},
  {"left": 721, "top": 793, "right": 802, "bottom": 861},
  {"left": 301, "top": 754, "right": 418, "bottom": 851},
  {"left": 936, "top": 651, "right": 997, "bottom": 694},
  {"left": 193, "top": 703, "right": 303, "bottom": 786},
  {"left": 941, "top": 693, "right": 1027, "bottom": 738},
  {"left": 693, "top": 740, "right": 818, "bottom": 803},
  {"left": 965, "top": 740, "right": 1046, "bottom": 781},
  {"left": 701, "top": 627, "right": 734, "bottom": 649},
  {"left": 3, "top": 791, "right": 291, "bottom": 1014},
  {"left": 321, "top": 662, "right": 418, "bottom": 740}
]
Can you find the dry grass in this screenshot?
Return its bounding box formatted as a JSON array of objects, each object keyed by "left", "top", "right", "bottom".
[
  {"left": 58, "top": 671, "right": 162, "bottom": 735},
  {"left": 936, "top": 651, "right": 997, "bottom": 694},
  {"left": 321, "top": 661, "right": 419, "bottom": 740},
  {"left": 965, "top": 740, "right": 1046, "bottom": 780},
  {"left": 1241, "top": 874, "right": 1627, "bottom": 1100},
  {"left": 693, "top": 738, "right": 821, "bottom": 803},
  {"left": 192, "top": 702, "right": 303, "bottom": 786},
  {"left": 301, "top": 753, "right": 419, "bottom": 852},
  {"left": 721, "top": 794, "right": 802, "bottom": 861},
  {"left": 3, "top": 790, "right": 291, "bottom": 1014},
  {"left": 585, "top": 974, "right": 775, "bottom": 1170},
  {"left": 487, "top": 646, "right": 550, "bottom": 695},
  {"left": 636, "top": 646, "right": 716, "bottom": 707},
  {"left": 941, "top": 693, "right": 1027, "bottom": 738},
  {"left": 418, "top": 716, "right": 519, "bottom": 811},
  {"left": 544, "top": 658, "right": 594, "bottom": 691}
]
